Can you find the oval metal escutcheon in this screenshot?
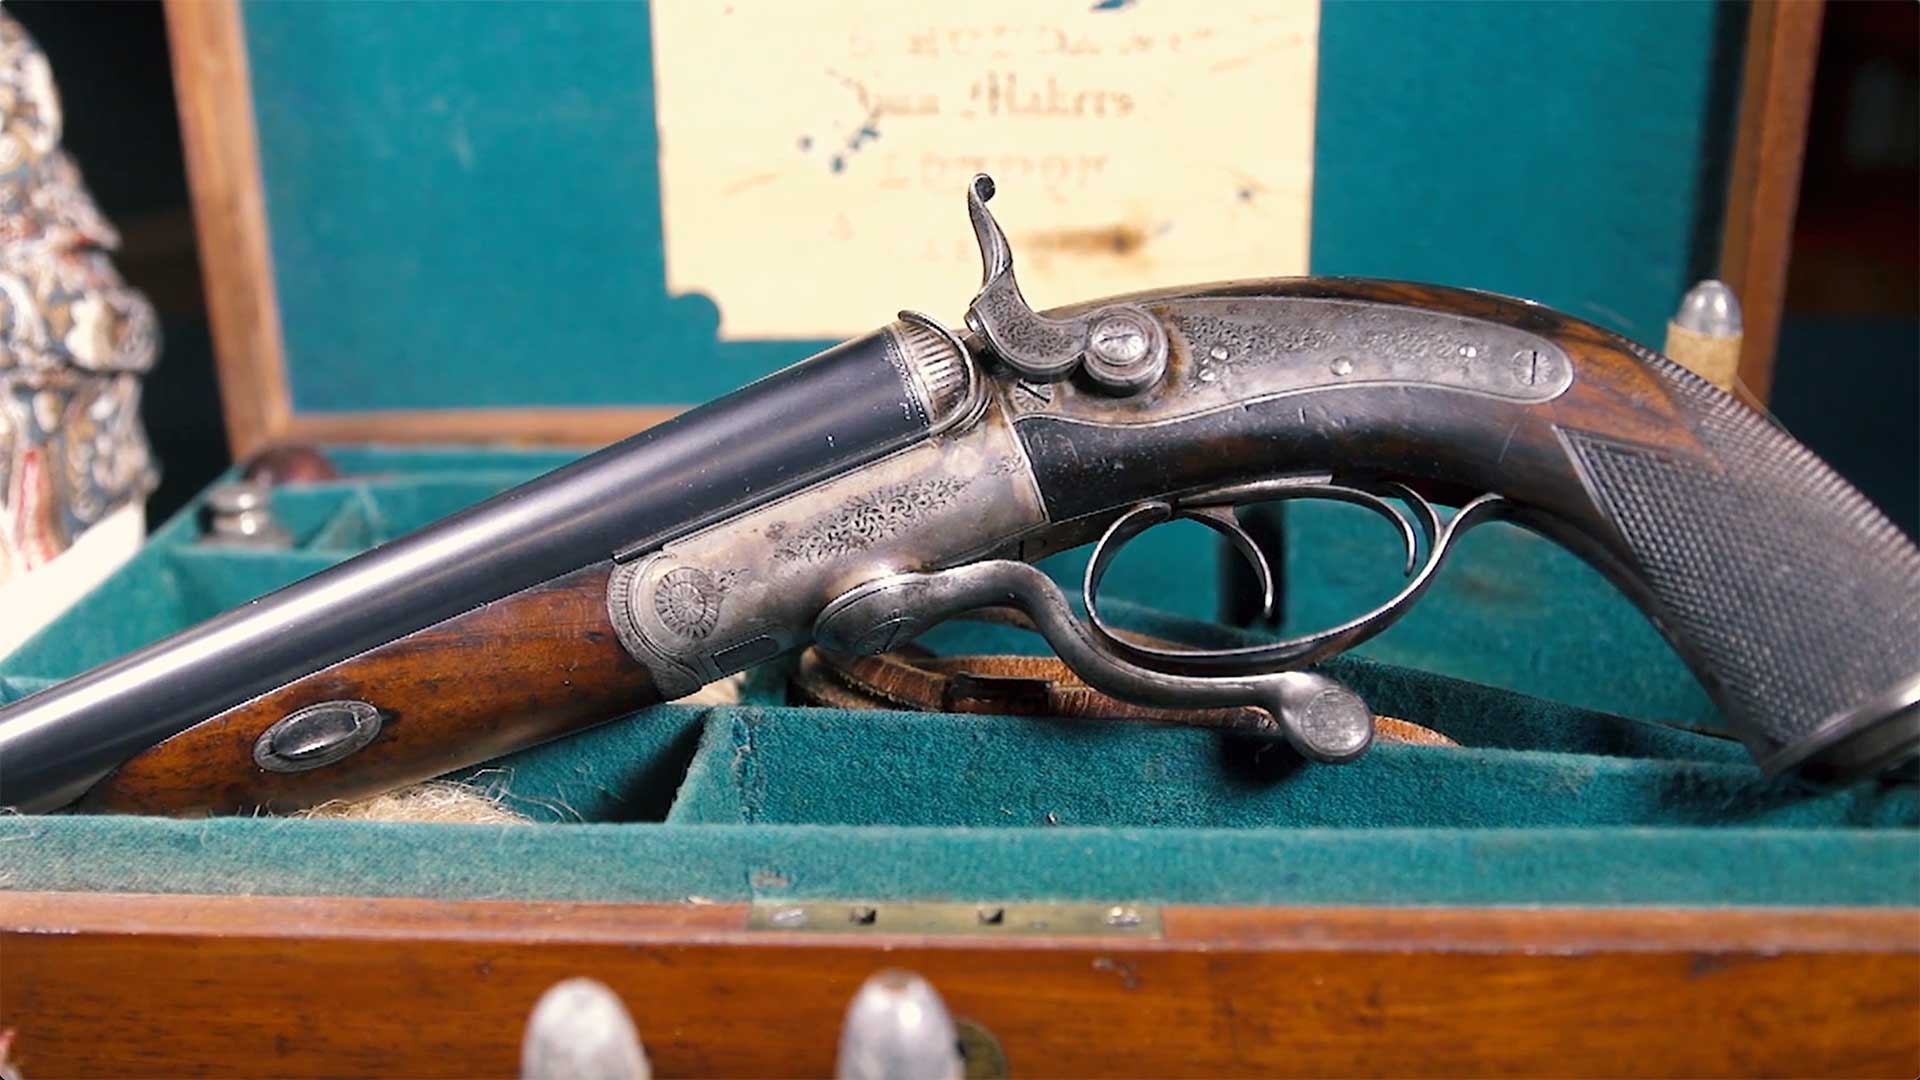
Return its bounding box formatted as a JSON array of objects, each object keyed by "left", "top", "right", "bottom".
[{"left": 252, "top": 700, "right": 383, "bottom": 772}]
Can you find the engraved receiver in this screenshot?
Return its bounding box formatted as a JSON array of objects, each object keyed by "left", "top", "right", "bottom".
[{"left": 0, "top": 175, "right": 1912, "bottom": 815}]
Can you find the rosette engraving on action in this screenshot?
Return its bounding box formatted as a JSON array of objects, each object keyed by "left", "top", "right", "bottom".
[{"left": 652, "top": 567, "right": 744, "bottom": 641}]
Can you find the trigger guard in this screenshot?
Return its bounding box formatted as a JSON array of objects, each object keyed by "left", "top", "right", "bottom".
[
  {"left": 1183, "top": 505, "right": 1277, "bottom": 619},
  {"left": 1085, "top": 502, "right": 1276, "bottom": 623},
  {"left": 1084, "top": 488, "right": 1514, "bottom": 678}
]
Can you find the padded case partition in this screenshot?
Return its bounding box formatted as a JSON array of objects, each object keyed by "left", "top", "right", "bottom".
[{"left": 3, "top": 450, "right": 1914, "bottom": 908}]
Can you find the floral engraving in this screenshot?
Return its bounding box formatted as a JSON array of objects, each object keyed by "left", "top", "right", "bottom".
[
  {"left": 652, "top": 566, "right": 743, "bottom": 640},
  {"left": 774, "top": 476, "right": 972, "bottom": 563}
]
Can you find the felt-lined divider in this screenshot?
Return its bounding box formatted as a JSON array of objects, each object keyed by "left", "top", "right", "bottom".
[
  {"left": 3, "top": 669, "right": 1915, "bottom": 904},
  {"left": 15, "top": 591, "right": 1905, "bottom": 906},
  {"left": 654, "top": 603, "right": 1905, "bottom": 832},
  {"left": 439, "top": 705, "right": 713, "bottom": 824},
  {"left": 663, "top": 707, "right": 1913, "bottom": 831},
  {"left": 4, "top": 814, "right": 1914, "bottom": 907}
]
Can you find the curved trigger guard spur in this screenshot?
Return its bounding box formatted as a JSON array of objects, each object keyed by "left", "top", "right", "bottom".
[
  {"left": 1083, "top": 481, "right": 1517, "bottom": 678},
  {"left": 813, "top": 561, "right": 1377, "bottom": 764}
]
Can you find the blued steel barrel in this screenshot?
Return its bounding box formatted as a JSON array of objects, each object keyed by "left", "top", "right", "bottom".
[{"left": 0, "top": 319, "right": 971, "bottom": 811}]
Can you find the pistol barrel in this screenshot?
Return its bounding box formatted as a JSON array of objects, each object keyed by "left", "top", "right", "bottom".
[{"left": 0, "top": 323, "right": 956, "bottom": 811}]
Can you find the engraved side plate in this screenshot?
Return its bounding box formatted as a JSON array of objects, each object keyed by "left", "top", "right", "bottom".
[
  {"left": 610, "top": 403, "right": 1047, "bottom": 696},
  {"left": 1008, "top": 296, "right": 1573, "bottom": 421}
]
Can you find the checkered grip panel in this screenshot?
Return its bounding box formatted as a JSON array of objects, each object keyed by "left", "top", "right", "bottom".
[{"left": 1565, "top": 345, "right": 1920, "bottom": 764}]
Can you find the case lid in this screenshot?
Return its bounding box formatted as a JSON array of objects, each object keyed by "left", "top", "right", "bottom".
[{"left": 171, "top": 0, "right": 1770, "bottom": 456}]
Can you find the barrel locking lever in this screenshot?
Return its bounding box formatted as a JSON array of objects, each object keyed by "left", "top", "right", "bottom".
[{"left": 812, "top": 561, "right": 1377, "bottom": 764}]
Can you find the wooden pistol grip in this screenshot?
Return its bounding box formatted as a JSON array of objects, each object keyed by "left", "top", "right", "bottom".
[
  {"left": 80, "top": 562, "right": 661, "bottom": 815},
  {"left": 1536, "top": 328, "right": 1920, "bottom": 775},
  {"left": 1017, "top": 279, "right": 1920, "bottom": 777}
]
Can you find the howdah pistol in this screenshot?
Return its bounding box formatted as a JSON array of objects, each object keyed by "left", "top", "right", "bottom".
[{"left": 1, "top": 176, "right": 1915, "bottom": 814}]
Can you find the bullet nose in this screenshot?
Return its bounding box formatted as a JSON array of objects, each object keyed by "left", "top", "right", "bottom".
[
  {"left": 835, "top": 969, "right": 964, "bottom": 1080},
  {"left": 1674, "top": 279, "right": 1743, "bottom": 338},
  {"left": 520, "top": 978, "right": 651, "bottom": 1080}
]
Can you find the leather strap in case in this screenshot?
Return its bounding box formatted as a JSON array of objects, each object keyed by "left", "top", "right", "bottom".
[{"left": 792, "top": 645, "right": 1457, "bottom": 748}]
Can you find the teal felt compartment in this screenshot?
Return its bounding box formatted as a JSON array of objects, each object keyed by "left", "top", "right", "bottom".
[
  {"left": 234, "top": 1, "right": 1735, "bottom": 414},
  {"left": 667, "top": 708, "right": 1912, "bottom": 831},
  {"left": 4, "top": 456, "right": 1913, "bottom": 909},
  {"left": 442, "top": 705, "right": 712, "bottom": 824},
  {"left": 662, "top": 604, "right": 1900, "bottom": 833},
  {"left": 4, "top": 814, "right": 1915, "bottom": 908}
]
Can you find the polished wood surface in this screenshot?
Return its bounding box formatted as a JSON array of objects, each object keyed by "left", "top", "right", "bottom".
[
  {"left": 80, "top": 563, "right": 659, "bottom": 815},
  {"left": 2, "top": 892, "right": 1914, "bottom": 1078},
  {"left": 164, "top": 0, "right": 291, "bottom": 459},
  {"left": 1721, "top": 0, "right": 1824, "bottom": 404}
]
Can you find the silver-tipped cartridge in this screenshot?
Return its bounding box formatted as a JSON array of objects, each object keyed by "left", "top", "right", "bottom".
[
  {"left": 1665, "top": 279, "right": 1746, "bottom": 391},
  {"left": 1673, "top": 279, "right": 1744, "bottom": 337},
  {"left": 520, "top": 977, "right": 651, "bottom": 1080},
  {"left": 835, "top": 969, "right": 964, "bottom": 1080}
]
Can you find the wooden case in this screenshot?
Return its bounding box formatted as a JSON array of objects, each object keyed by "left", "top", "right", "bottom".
[{"left": 5, "top": 3, "right": 1914, "bottom": 1078}]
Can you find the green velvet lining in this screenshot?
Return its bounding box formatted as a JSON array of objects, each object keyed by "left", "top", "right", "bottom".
[
  {"left": 2, "top": 447, "right": 1912, "bottom": 908},
  {"left": 0, "top": 676, "right": 53, "bottom": 704},
  {"left": 4, "top": 817, "right": 1912, "bottom": 907},
  {"left": 669, "top": 708, "right": 1910, "bottom": 831}
]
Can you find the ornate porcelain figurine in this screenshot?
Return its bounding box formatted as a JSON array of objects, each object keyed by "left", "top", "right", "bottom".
[{"left": 0, "top": 12, "right": 158, "bottom": 645}]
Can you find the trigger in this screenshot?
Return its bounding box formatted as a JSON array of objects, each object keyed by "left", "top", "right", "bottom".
[{"left": 1184, "top": 506, "right": 1276, "bottom": 622}]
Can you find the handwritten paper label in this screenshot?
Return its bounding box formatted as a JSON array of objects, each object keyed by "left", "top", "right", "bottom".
[{"left": 651, "top": 2, "right": 1319, "bottom": 339}]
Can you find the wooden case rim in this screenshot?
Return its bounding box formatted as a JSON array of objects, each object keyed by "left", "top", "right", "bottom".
[
  {"left": 165, "top": 0, "right": 1822, "bottom": 458},
  {"left": 3, "top": 891, "right": 1915, "bottom": 1079},
  {"left": 6, "top": 890, "right": 1916, "bottom": 950}
]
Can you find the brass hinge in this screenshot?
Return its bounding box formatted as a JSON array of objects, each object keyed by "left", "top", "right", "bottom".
[{"left": 746, "top": 900, "right": 1163, "bottom": 938}]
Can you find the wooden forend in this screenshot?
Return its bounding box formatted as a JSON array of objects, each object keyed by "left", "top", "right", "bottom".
[
  {"left": 77, "top": 563, "right": 661, "bottom": 816},
  {"left": 2, "top": 892, "right": 1915, "bottom": 1078}
]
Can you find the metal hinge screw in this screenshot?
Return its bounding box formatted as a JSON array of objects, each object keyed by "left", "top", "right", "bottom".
[
  {"left": 1089, "top": 313, "right": 1150, "bottom": 365},
  {"left": 1082, "top": 308, "right": 1168, "bottom": 394}
]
